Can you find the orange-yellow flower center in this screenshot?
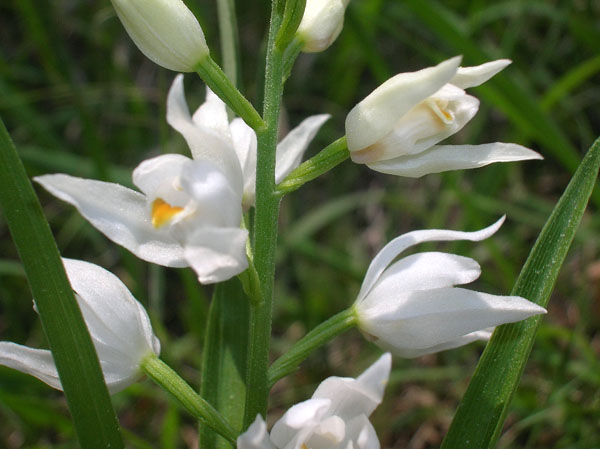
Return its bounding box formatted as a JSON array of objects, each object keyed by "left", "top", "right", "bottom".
[{"left": 151, "top": 198, "right": 184, "bottom": 228}]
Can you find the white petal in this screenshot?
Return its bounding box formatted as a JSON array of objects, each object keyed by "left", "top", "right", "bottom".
[
  {"left": 230, "top": 117, "right": 258, "bottom": 206},
  {"left": 356, "top": 217, "right": 505, "bottom": 302},
  {"left": 271, "top": 398, "right": 331, "bottom": 448},
  {"left": 358, "top": 252, "right": 481, "bottom": 311},
  {"left": 192, "top": 87, "right": 230, "bottom": 136},
  {"left": 451, "top": 59, "right": 512, "bottom": 89},
  {"left": 184, "top": 227, "right": 249, "bottom": 284},
  {"left": 345, "top": 415, "right": 380, "bottom": 449},
  {"left": 62, "top": 259, "right": 158, "bottom": 365},
  {"left": 237, "top": 415, "right": 277, "bottom": 449},
  {"left": 35, "top": 174, "right": 187, "bottom": 267},
  {"left": 359, "top": 287, "right": 546, "bottom": 355},
  {"left": 312, "top": 353, "right": 391, "bottom": 420},
  {"left": 298, "top": 0, "right": 348, "bottom": 53},
  {"left": 391, "top": 328, "right": 494, "bottom": 358},
  {"left": 0, "top": 343, "right": 61, "bottom": 390},
  {"left": 345, "top": 56, "right": 462, "bottom": 152},
  {"left": 367, "top": 142, "right": 543, "bottom": 178},
  {"left": 275, "top": 114, "right": 330, "bottom": 183},
  {"left": 132, "top": 153, "right": 191, "bottom": 203},
  {"left": 166, "top": 75, "right": 243, "bottom": 192}
]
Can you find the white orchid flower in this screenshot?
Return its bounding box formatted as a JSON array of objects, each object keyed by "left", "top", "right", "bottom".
[
  {"left": 345, "top": 56, "right": 543, "bottom": 177},
  {"left": 35, "top": 155, "right": 249, "bottom": 284},
  {"left": 111, "top": 0, "right": 209, "bottom": 72},
  {"left": 238, "top": 353, "right": 391, "bottom": 449},
  {"left": 0, "top": 259, "right": 160, "bottom": 394},
  {"left": 296, "top": 0, "right": 351, "bottom": 53},
  {"left": 167, "top": 74, "right": 330, "bottom": 209},
  {"left": 353, "top": 217, "right": 547, "bottom": 358}
]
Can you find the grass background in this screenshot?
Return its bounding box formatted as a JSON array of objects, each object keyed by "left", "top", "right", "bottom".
[{"left": 1, "top": 0, "right": 599, "bottom": 447}]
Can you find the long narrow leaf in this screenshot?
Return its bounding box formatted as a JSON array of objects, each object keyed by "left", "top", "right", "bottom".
[
  {"left": 440, "top": 136, "right": 600, "bottom": 449},
  {"left": 0, "top": 118, "right": 125, "bottom": 449}
]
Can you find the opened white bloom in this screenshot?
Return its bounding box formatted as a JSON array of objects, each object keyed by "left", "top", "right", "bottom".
[
  {"left": 0, "top": 259, "right": 160, "bottom": 394},
  {"left": 35, "top": 155, "right": 248, "bottom": 284},
  {"left": 238, "top": 353, "right": 391, "bottom": 449},
  {"left": 111, "top": 0, "right": 209, "bottom": 72},
  {"left": 345, "top": 56, "right": 543, "bottom": 177},
  {"left": 167, "top": 74, "right": 330, "bottom": 208},
  {"left": 353, "top": 217, "right": 547, "bottom": 358},
  {"left": 296, "top": 0, "right": 351, "bottom": 53}
]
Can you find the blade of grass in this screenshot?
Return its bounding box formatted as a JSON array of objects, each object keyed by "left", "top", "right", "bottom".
[
  {"left": 440, "top": 136, "right": 600, "bottom": 449},
  {"left": 0, "top": 118, "right": 125, "bottom": 449}
]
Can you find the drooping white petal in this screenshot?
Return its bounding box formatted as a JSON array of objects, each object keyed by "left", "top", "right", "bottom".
[
  {"left": 311, "top": 353, "right": 391, "bottom": 421},
  {"left": 367, "top": 142, "right": 543, "bottom": 178},
  {"left": 345, "top": 56, "right": 462, "bottom": 153},
  {"left": 451, "top": 59, "right": 511, "bottom": 89},
  {"left": 271, "top": 398, "right": 332, "bottom": 448},
  {"left": 237, "top": 415, "right": 277, "bottom": 449},
  {"left": 357, "top": 217, "right": 505, "bottom": 302},
  {"left": 359, "top": 287, "right": 546, "bottom": 355},
  {"left": 358, "top": 252, "right": 481, "bottom": 310},
  {"left": 230, "top": 117, "right": 258, "bottom": 205},
  {"left": 166, "top": 75, "right": 243, "bottom": 192},
  {"left": 390, "top": 328, "right": 494, "bottom": 358},
  {"left": 35, "top": 174, "right": 187, "bottom": 267},
  {"left": 184, "top": 227, "right": 249, "bottom": 284},
  {"left": 62, "top": 259, "right": 158, "bottom": 363},
  {"left": 0, "top": 343, "right": 61, "bottom": 390},
  {"left": 275, "top": 114, "right": 330, "bottom": 183}
]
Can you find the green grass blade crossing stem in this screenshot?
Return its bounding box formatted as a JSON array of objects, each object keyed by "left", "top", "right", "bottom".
[
  {"left": 440, "top": 136, "right": 600, "bottom": 449},
  {"left": 0, "top": 118, "right": 125, "bottom": 449}
]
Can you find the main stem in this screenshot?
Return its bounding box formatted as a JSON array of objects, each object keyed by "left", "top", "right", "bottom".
[{"left": 243, "top": 0, "right": 285, "bottom": 429}]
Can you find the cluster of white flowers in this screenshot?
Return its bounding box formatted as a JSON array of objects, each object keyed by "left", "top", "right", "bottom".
[{"left": 0, "top": 0, "right": 550, "bottom": 447}]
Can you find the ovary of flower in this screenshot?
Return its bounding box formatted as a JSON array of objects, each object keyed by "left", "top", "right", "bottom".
[
  {"left": 345, "top": 56, "right": 543, "bottom": 177},
  {"left": 0, "top": 259, "right": 160, "bottom": 394},
  {"left": 167, "top": 74, "right": 330, "bottom": 209},
  {"left": 35, "top": 155, "right": 249, "bottom": 284},
  {"left": 353, "top": 217, "right": 547, "bottom": 358},
  {"left": 237, "top": 353, "right": 391, "bottom": 449}
]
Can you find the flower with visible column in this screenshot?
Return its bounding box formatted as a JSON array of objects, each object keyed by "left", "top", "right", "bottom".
[
  {"left": 345, "top": 56, "right": 543, "bottom": 177},
  {"left": 166, "top": 74, "right": 330, "bottom": 209},
  {"left": 353, "top": 217, "right": 547, "bottom": 357},
  {"left": 237, "top": 353, "right": 391, "bottom": 449},
  {"left": 0, "top": 259, "right": 160, "bottom": 393},
  {"left": 296, "top": 0, "right": 351, "bottom": 53},
  {"left": 111, "top": 0, "right": 209, "bottom": 72}
]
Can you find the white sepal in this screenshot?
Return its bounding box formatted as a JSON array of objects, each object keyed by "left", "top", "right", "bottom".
[{"left": 111, "top": 0, "right": 209, "bottom": 72}]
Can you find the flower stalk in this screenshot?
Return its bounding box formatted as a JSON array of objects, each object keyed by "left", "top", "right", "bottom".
[
  {"left": 268, "top": 308, "right": 357, "bottom": 386},
  {"left": 141, "top": 354, "right": 237, "bottom": 444}
]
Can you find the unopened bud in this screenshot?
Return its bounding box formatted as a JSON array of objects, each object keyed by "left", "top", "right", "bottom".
[{"left": 297, "top": 0, "right": 350, "bottom": 53}]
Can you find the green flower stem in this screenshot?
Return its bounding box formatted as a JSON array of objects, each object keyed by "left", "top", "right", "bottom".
[
  {"left": 141, "top": 354, "right": 237, "bottom": 444},
  {"left": 277, "top": 136, "right": 350, "bottom": 195},
  {"left": 268, "top": 308, "right": 358, "bottom": 386},
  {"left": 243, "top": 0, "right": 286, "bottom": 430},
  {"left": 195, "top": 56, "right": 265, "bottom": 131}
]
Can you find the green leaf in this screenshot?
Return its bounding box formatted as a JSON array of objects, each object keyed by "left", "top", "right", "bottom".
[
  {"left": 199, "top": 278, "right": 250, "bottom": 449},
  {"left": 0, "top": 117, "right": 125, "bottom": 448},
  {"left": 440, "top": 136, "right": 600, "bottom": 449}
]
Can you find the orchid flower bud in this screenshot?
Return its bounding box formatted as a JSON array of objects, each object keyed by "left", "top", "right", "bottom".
[
  {"left": 353, "top": 217, "right": 547, "bottom": 358},
  {"left": 297, "top": 0, "right": 350, "bottom": 53},
  {"left": 238, "top": 353, "right": 391, "bottom": 449},
  {"left": 345, "top": 57, "right": 542, "bottom": 177},
  {"left": 111, "top": 0, "right": 209, "bottom": 72},
  {"left": 0, "top": 259, "right": 160, "bottom": 393}
]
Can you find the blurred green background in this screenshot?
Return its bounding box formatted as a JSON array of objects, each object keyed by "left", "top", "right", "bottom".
[{"left": 1, "top": 0, "right": 599, "bottom": 447}]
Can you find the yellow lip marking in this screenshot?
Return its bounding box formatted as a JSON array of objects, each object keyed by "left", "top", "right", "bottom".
[
  {"left": 301, "top": 445, "right": 308, "bottom": 449},
  {"left": 151, "top": 198, "right": 184, "bottom": 228}
]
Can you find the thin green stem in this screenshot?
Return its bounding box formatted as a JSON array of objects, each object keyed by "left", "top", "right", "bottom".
[
  {"left": 268, "top": 308, "right": 358, "bottom": 386},
  {"left": 141, "top": 355, "right": 237, "bottom": 445},
  {"left": 195, "top": 56, "right": 265, "bottom": 131},
  {"left": 243, "top": 0, "right": 286, "bottom": 429},
  {"left": 276, "top": 136, "right": 350, "bottom": 195}
]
